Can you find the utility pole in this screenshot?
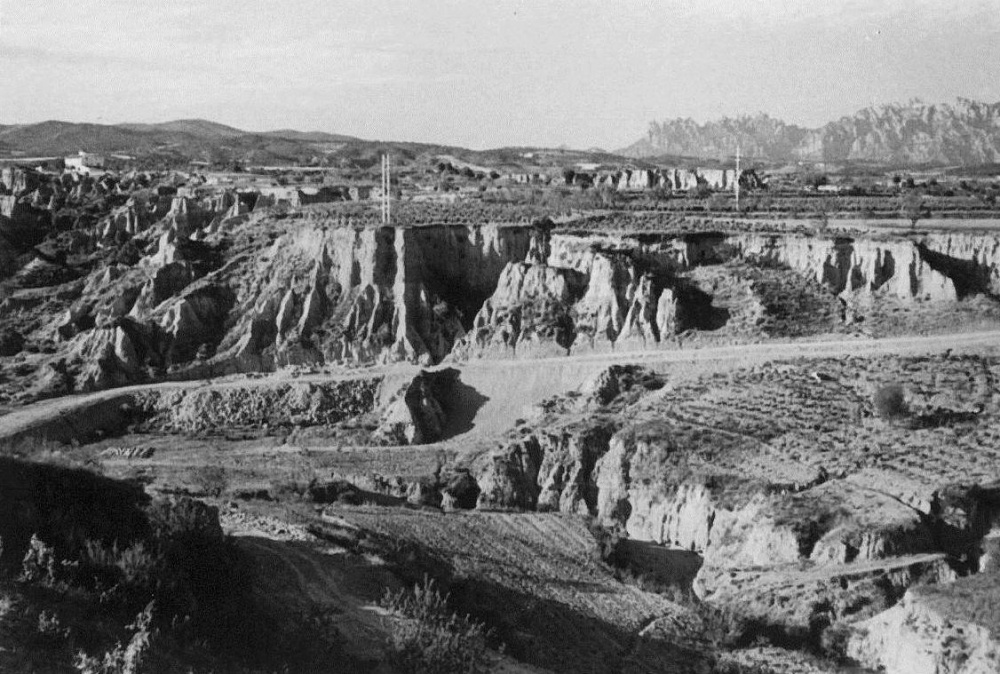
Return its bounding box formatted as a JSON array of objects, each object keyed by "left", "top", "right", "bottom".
[
  {"left": 734, "top": 145, "right": 741, "bottom": 211},
  {"left": 381, "top": 153, "right": 391, "bottom": 225}
]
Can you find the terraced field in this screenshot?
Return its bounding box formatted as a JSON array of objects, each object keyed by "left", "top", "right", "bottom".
[
  {"left": 643, "top": 353, "right": 1000, "bottom": 494},
  {"left": 331, "top": 508, "right": 707, "bottom": 674}
]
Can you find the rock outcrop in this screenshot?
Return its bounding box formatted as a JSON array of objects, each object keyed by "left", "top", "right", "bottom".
[
  {"left": 51, "top": 219, "right": 538, "bottom": 389},
  {"left": 470, "top": 355, "right": 1000, "bottom": 652},
  {"left": 735, "top": 234, "right": 960, "bottom": 301},
  {"left": 451, "top": 262, "right": 586, "bottom": 359},
  {"left": 375, "top": 369, "right": 457, "bottom": 445},
  {"left": 210, "top": 222, "right": 537, "bottom": 372},
  {"left": 848, "top": 583, "right": 1000, "bottom": 674},
  {"left": 0, "top": 328, "right": 25, "bottom": 356},
  {"left": 13, "top": 214, "right": 1000, "bottom": 396},
  {"left": 133, "top": 379, "right": 380, "bottom": 434}
]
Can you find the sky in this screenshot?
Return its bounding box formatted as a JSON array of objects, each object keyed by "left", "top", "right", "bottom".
[{"left": 1, "top": 0, "right": 999, "bottom": 150}]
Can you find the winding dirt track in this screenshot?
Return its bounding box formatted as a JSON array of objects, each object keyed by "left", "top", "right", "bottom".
[
  {"left": 2, "top": 329, "right": 999, "bottom": 442},
  {"left": 442, "top": 329, "right": 1000, "bottom": 436}
]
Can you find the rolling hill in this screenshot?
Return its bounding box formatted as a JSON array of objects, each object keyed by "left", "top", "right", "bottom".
[{"left": 0, "top": 119, "right": 363, "bottom": 166}]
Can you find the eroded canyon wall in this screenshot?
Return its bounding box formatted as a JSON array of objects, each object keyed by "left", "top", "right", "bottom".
[
  {"left": 43, "top": 220, "right": 1000, "bottom": 392},
  {"left": 61, "top": 221, "right": 539, "bottom": 389}
]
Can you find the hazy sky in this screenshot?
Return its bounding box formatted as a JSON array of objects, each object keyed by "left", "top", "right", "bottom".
[{"left": 1, "top": 0, "right": 999, "bottom": 149}]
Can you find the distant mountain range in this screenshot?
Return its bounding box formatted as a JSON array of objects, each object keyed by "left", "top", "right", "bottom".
[
  {"left": 7, "top": 100, "right": 1000, "bottom": 169},
  {"left": 618, "top": 99, "right": 1000, "bottom": 166},
  {"left": 0, "top": 118, "right": 636, "bottom": 171},
  {"left": 0, "top": 119, "right": 361, "bottom": 165}
]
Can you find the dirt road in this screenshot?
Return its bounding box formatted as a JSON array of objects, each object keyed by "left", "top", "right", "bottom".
[
  {"left": 443, "top": 329, "right": 1000, "bottom": 436},
  {"left": 2, "top": 329, "right": 998, "bottom": 443}
]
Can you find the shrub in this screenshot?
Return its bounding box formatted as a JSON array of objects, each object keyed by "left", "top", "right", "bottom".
[
  {"left": 711, "top": 660, "right": 772, "bottom": 674},
  {"left": 873, "top": 384, "right": 909, "bottom": 422},
  {"left": 707, "top": 193, "right": 730, "bottom": 211},
  {"left": 143, "top": 497, "right": 249, "bottom": 630},
  {"left": 819, "top": 622, "right": 853, "bottom": 660},
  {"left": 688, "top": 183, "right": 713, "bottom": 199},
  {"left": 588, "top": 521, "right": 627, "bottom": 567},
  {"left": 269, "top": 469, "right": 318, "bottom": 501},
  {"left": 0, "top": 593, "right": 13, "bottom": 620},
  {"left": 380, "top": 576, "right": 492, "bottom": 674},
  {"left": 74, "top": 601, "right": 155, "bottom": 674},
  {"left": 191, "top": 465, "right": 228, "bottom": 498},
  {"left": 701, "top": 603, "right": 752, "bottom": 650},
  {"left": 0, "top": 458, "right": 150, "bottom": 572},
  {"left": 35, "top": 609, "right": 70, "bottom": 643},
  {"left": 78, "top": 539, "right": 157, "bottom": 601}
]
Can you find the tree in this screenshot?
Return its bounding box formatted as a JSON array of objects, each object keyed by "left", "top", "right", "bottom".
[
  {"left": 707, "top": 192, "right": 729, "bottom": 212},
  {"left": 874, "top": 384, "right": 909, "bottom": 424},
  {"left": 814, "top": 198, "right": 834, "bottom": 230},
  {"left": 595, "top": 185, "right": 620, "bottom": 207},
  {"left": 687, "top": 183, "right": 712, "bottom": 199},
  {"left": 900, "top": 192, "right": 927, "bottom": 228},
  {"left": 651, "top": 184, "right": 671, "bottom": 206},
  {"left": 801, "top": 172, "right": 828, "bottom": 189}
]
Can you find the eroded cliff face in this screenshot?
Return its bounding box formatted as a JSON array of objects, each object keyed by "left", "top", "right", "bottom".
[
  {"left": 475, "top": 417, "right": 619, "bottom": 512},
  {"left": 58, "top": 219, "right": 538, "bottom": 387},
  {"left": 553, "top": 229, "right": 1000, "bottom": 307},
  {"left": 216, "top": 222, "right": 536, "bottom": 369},
  {"left": 471, "top": 356, "right": 1000, "bottom": 651},
  {"left": 375, "top": 369, "right": 459, "bottom": 445},
  {"left": 734, "top": 234, "right": 959, "bottom": 301},
  {"left": 452, "top": 234, "right": 689, "bottom": 358},
  {"left": 848, "top": 588, "right": 1000, "bottom": 674},
  {"left": 452, "top": 229, "right": 1000, "bottom": 360},
  {"left": 16, "top": 218, "right": 1000, "bottom": 396},
  {"left": 732, "top": 231, "right": 1000, "bottom": 303},
  {"left": 588, "top": 423, "right": 940, "bottom": 573}
]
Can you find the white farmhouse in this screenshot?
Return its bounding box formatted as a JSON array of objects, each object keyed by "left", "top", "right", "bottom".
[{"left": 64, "top": 151, "right": 106, "bottom": 174}]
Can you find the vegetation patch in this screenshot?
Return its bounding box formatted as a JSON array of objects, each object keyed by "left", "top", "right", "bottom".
[{"left": 380, "top": 576, "right": 494, "bottom": 674}]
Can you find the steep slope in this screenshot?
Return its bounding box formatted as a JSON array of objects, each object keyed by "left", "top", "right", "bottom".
[
  {"left": 470, "top": 353, "right": 1000, "bottom": 656},
  {"left": 453, "top": 228, "right": 1000, "bottom": 359},
  {"left": 41, "top": 214, "right": 541, "bottom": 391},
  {"left": 9, "top": 209, "right": 1000, "bottom": 400},
  {"left": 848, "top": 581, "right": 1000, "bottom": 674}
]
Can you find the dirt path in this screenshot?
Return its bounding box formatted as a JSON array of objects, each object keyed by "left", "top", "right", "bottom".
[
  {"left": 441, "top": 329, "right": 1000, "bottom": 436},
  {"left": 234, "top": 535, "right": 395, "bottom": 663},
  {"left": 2, "top": 329, "right": 998, "bottom": 443}
]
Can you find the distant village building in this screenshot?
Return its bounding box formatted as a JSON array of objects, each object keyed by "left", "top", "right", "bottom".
[
  {"left": 348, "top": 184, "right": 375, "bottom": 201},
  {"left": 64, "top": 151, "right": 105, "bottom": 174},
  {"left": 256, "top": 185, "right": 360, "bottom": 207}
]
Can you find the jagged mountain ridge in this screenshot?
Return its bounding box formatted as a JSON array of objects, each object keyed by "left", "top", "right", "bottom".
[{"left": 620, "top": 98, "right": 1000, "bottom": 165}]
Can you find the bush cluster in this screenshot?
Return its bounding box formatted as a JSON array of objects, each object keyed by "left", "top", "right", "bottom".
[
  {"left": 7, "top": 487, "right": 252, "bottom": 674},
  {"left": 380, "top": 576, "right": 493, "bottom": 674},
  {"left": 873, "top": 383, "right": 910, "bottom": 423}
]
